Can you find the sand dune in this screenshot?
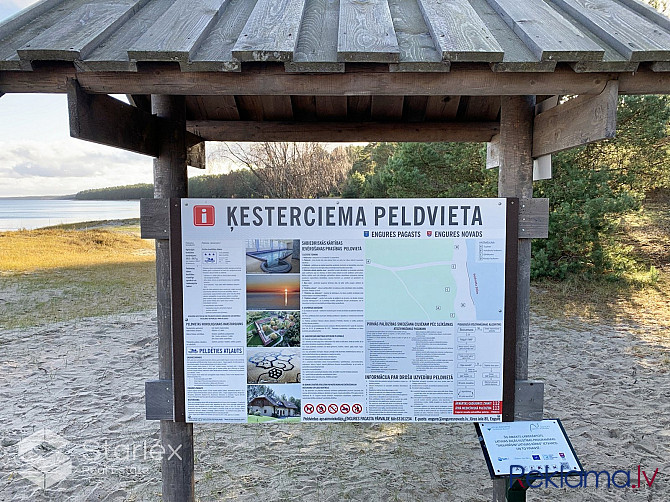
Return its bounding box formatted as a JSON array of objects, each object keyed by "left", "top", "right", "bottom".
[{"left": 0, "top": 311, "right": 668, "bottom": 501}]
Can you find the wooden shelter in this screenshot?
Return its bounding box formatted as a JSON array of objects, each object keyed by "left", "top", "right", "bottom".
[{"left": 2, "top": 0, "right": 670, "bottom": 500}]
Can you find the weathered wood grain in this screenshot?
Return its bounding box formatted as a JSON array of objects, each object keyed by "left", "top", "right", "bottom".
[
  {"left": 235, "top": 95, "right": 264, "bottom": 120},
  {"left": 469, "top": 0, "right": 555, "bottom": 72},
  {"left": 370, "top": 95, "right": 404, "bottom": 120},
  {"left": 402, "top": 95, "right": 428, "bottom": 122},
  {"left": 140, "top": 198, "right": 169, "bottom": 239},
  {"left": 616, "top": 0, "right": 670, "bottom": 32},
  {"left": 1, "top": 66, "right": 622, "bottom": 95},
  {"left": 486, "top": 0, "right": 604, "bottom": 61},
  {"left": 187, "top": 0, "right": 257, "bottom": 71},
  {"left": 337, "top": 0, "right": 400, "bottom": 62},
  {"left": 67, "top": 78, "right": 159, "bottom": 156},
  {"left": 18, "top": 0, "right": 148, "bottom": 61},
  {"left": 461, "top": 95, "right": 501, "bottom": 121},
  {"left": 533, "top": 80, "right": 618, "bottom": 157},
  {"left": 387, "top": 0, "right": 448, "bottom": 72},
  {"left": 145, "top": 379, "right": 173, "bottom": 420},
  {"left": 551, "top": 0, "right": 670, "bottom": 61},
  {"left": 417, "top": 0, "right": 504, "bottom": 62},
  {"left": 486, "top": 133, "right": 500, "bottom": 169},
  {"left": 289, "top": 0, "right": 344, "bottom": 72},
  {"left": 518, "top": 198, "right": 549, "bottom": 238},
  {"left": 79, "top": 0, "right": 176, "bottom": 72},
  {"left": 291, "top": 95, "right": 317, "bottom": 120},
  {"left": 315, "top": 96, "right": 347, "bottom": 119},
  {"left": 232, "top": 0, "right": 306, "bottom": 62},
  {"left": 424, "top": 95, "right": 460, "bottom": 120},
  {"left": 128, "top": 0, "right": 229, "bottom": 64},
  {"left": 186, "top": 95, "right": 240, "bottom": 120},
  {"left": 187, "top": 120, "right": 500, "bottom": 142},
  {"left": 347, "top": 95, "right": 371, "bottom": 119},
  {"left": 260, "top": 95, "right": 294, "bottom": 120},
  {"left": 0, "top": 0, "right": 67, "bottom": 41}
]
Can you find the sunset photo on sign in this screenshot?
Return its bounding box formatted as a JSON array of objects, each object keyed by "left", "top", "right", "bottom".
[{"left": 246, "top": 274, "right": 300, "bottom": 310}]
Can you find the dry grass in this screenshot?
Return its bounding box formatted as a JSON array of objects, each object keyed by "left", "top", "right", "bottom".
[{"left": 0, "top": 222, "right": 156, "bottom": 328}]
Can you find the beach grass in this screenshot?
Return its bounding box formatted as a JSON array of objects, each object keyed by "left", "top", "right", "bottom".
[{"left": 0, "top": 221, "right": 155, "bottom": 328}]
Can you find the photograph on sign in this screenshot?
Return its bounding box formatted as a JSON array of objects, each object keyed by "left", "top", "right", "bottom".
[
  {"left": 475, "top": 419, "right": 583, "bottom": 478},
  {"left": 179, "top": 198, "right": 512, "bottom": 423}
]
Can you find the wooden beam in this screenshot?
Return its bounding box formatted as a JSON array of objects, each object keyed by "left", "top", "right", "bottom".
[
  {"left": 2, "top": 67, "right": 670, "bottom": 96},
  {"left": 533, "top": 80, "right": 618, "bottom": 157},
  {"left": 186, "top": 120, "right": 499, "bottom": 142},
  {"left": 67, "top": 78, "right": 160, "bottom": 156},
  {"left": 72, "top": 67, "right": 614, "bottom": 96},
  {"left": 68, "top": 79, "right": 205, "bottom": 167}
]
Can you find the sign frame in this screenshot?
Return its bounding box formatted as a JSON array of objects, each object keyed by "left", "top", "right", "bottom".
[{"left": 167, "top": 197, "right": 520, "bottom": 424}]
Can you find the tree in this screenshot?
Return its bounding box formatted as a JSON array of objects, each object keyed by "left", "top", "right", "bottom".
[
  {"left": 247, "top": 385, "right": 276, "bottom": 401},
  {"left": 224, "top": 142, "right": 351, "bottom": 198}
]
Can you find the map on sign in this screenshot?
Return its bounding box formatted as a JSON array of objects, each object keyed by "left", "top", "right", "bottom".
[{"left": 365, "top": 239, "right": 505, "bottom": 321}]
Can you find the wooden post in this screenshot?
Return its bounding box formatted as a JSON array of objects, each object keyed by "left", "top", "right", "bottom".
[
  {"left": 152, "top": 94, "right": 194, "bottom": 502},
  {"left": 494, "top": 95, "right": 536, "bottom": 502}
]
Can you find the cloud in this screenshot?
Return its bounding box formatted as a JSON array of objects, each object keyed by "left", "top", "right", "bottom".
[{"left": 0, "top": 139, "right": 153, "bottom": 196}]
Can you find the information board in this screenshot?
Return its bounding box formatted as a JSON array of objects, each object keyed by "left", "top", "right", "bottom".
[
  {"left": 476, "top": 419, "right": 583, "bottom": 478},
  {"left": 178, "top": 198, "right": 514, "bottom": 423}
]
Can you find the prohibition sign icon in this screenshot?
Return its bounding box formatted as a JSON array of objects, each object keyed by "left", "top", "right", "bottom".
[
  {"left": 328, "top": 403, "right": 338, "bottom": 414},
  {"left": 340, "top": 404, "right": 350, "bottom": 414},
  {"left": 304, "top": 404, "right": 314, "bottom": 415},
  {"left": 352, "top": 403, "right": 363, "bottom": 414},
  {"left": 316, "top": 403, "right": 327, "bottom": 414}
]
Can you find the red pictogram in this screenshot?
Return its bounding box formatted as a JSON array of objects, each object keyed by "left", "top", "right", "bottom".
[
  {"left": 303, "top": 404, "right": 314, "bottom": 415},
  {"left": 193, "top": 205, "right": 215, "bottom": 226},
  {"left": 340, "top": 404, "right": 350, "bottom": 414},
  {"left": 328, "top": 403, "right": 338, "bottom": 414},
  {"left": 316, "top": 403, "right": 327, "bottom": 414},
  {"left": 352, "top": 403, "right": 363, "bottom": 414}
]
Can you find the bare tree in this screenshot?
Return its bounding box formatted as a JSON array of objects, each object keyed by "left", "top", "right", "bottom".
[{"left": 224, "top": 142, "right": 351, "bottom": 198}]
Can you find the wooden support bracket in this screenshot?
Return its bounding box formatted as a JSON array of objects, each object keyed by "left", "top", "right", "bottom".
[
  {"left": 518, "top": 198, "right": 549, "bottom": 239},
  {"left": 533, "top": 80, "right": 618, "bottom": 157},
  {"left": 140, "top": 198, "right": 169, "bottom": 239},
  {"left": 145, "top": 379, "right": 174, "bottom": 421},
  {"left": 514, "top": 380, "right": 544, "bottom": 421},
  {"left": 67, "top": 80, "right": 205, "bottom": 168}
]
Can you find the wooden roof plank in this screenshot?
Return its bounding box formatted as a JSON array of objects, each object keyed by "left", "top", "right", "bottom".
[
  {"left": 291, "top": 95, "right": 317, "bottom": 120},
  {"left": 486, "top": 0, "right": 605, "bottom": 61},
  {"left": 17, "top": 0, "right": 149, "bottom": 61},
  {"left": 186, "top": 95, "right": 240, "bottom": 120},
  {"left": 347, "top": 95, "right": 371, "bottom": 120},
  {"left": 417, "top": 0, "right": 504, "bottom": 62},
  {"left": 424, "top": 95, "right": 461, "bottom": 120},
  {"left": 288, "top": 0, "right": 344, "bottom": 73},
  {"left": 260, "top": 95, "right": 294, "bottom": 120},
  {"left": 616, "top": 0, "right": 670, "bottom": 32},
  {"left": 469, "top": 0, "right": 556, "bottom": 72},
  {"left": 127, "top": 0, "right": 230, "bottom": 64},
  {"left": 188, "top": 0, "right": 258, "bottom": 72},
  {"left": 387, "top": 0, "right": 449, "bottom": 72},
  {"left": 0, "top": 0, "right": 84, "bottom": 69},
  {"left": 231, "top": 0, "right": 306, "bottom": 62},
  {"left": 315, "top": 96, "right": 347, "bottom": 119},
  {"left": 550, "top": 1, "right": 639, "bottom": 72},
  {"left": 79, "top": 0, "right": 177, "bottom": 71},
  {"left": 337, "top": 0, "right": 400, "bottom": 62},
  {"left": 370, "top": 95, "right": 403, "bottom": 120},
  {"left": 551, "top": 0, "right": 670, "bottom": 61}
]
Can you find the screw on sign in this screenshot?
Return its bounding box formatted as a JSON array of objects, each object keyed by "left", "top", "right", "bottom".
[
  {"left": 352, "top": 403, "right": 363, "bottom": 414},
  {"left": 328, "top": 403, "right": 338, "bottom": 414},
  {"left": 304, "top": 404, "right": 314, "bottom": 415},
  {"left": 340, "top": 404, "right": 350, "bottom": 414},
  {"left": 316, "top": 403, "right": 327, "bottom": 414}
]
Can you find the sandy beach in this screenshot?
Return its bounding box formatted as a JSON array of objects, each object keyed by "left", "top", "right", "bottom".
[{"left": 0, "top": 310, "right": 668, "bottom": 501}]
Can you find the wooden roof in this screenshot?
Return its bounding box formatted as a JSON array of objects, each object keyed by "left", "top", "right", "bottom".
[
  {"left": 2, "top": 0, "right": 670, "bottom": 74},
  {"left": 2, "top": 0, "right": 670, "bottom": 142}
]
